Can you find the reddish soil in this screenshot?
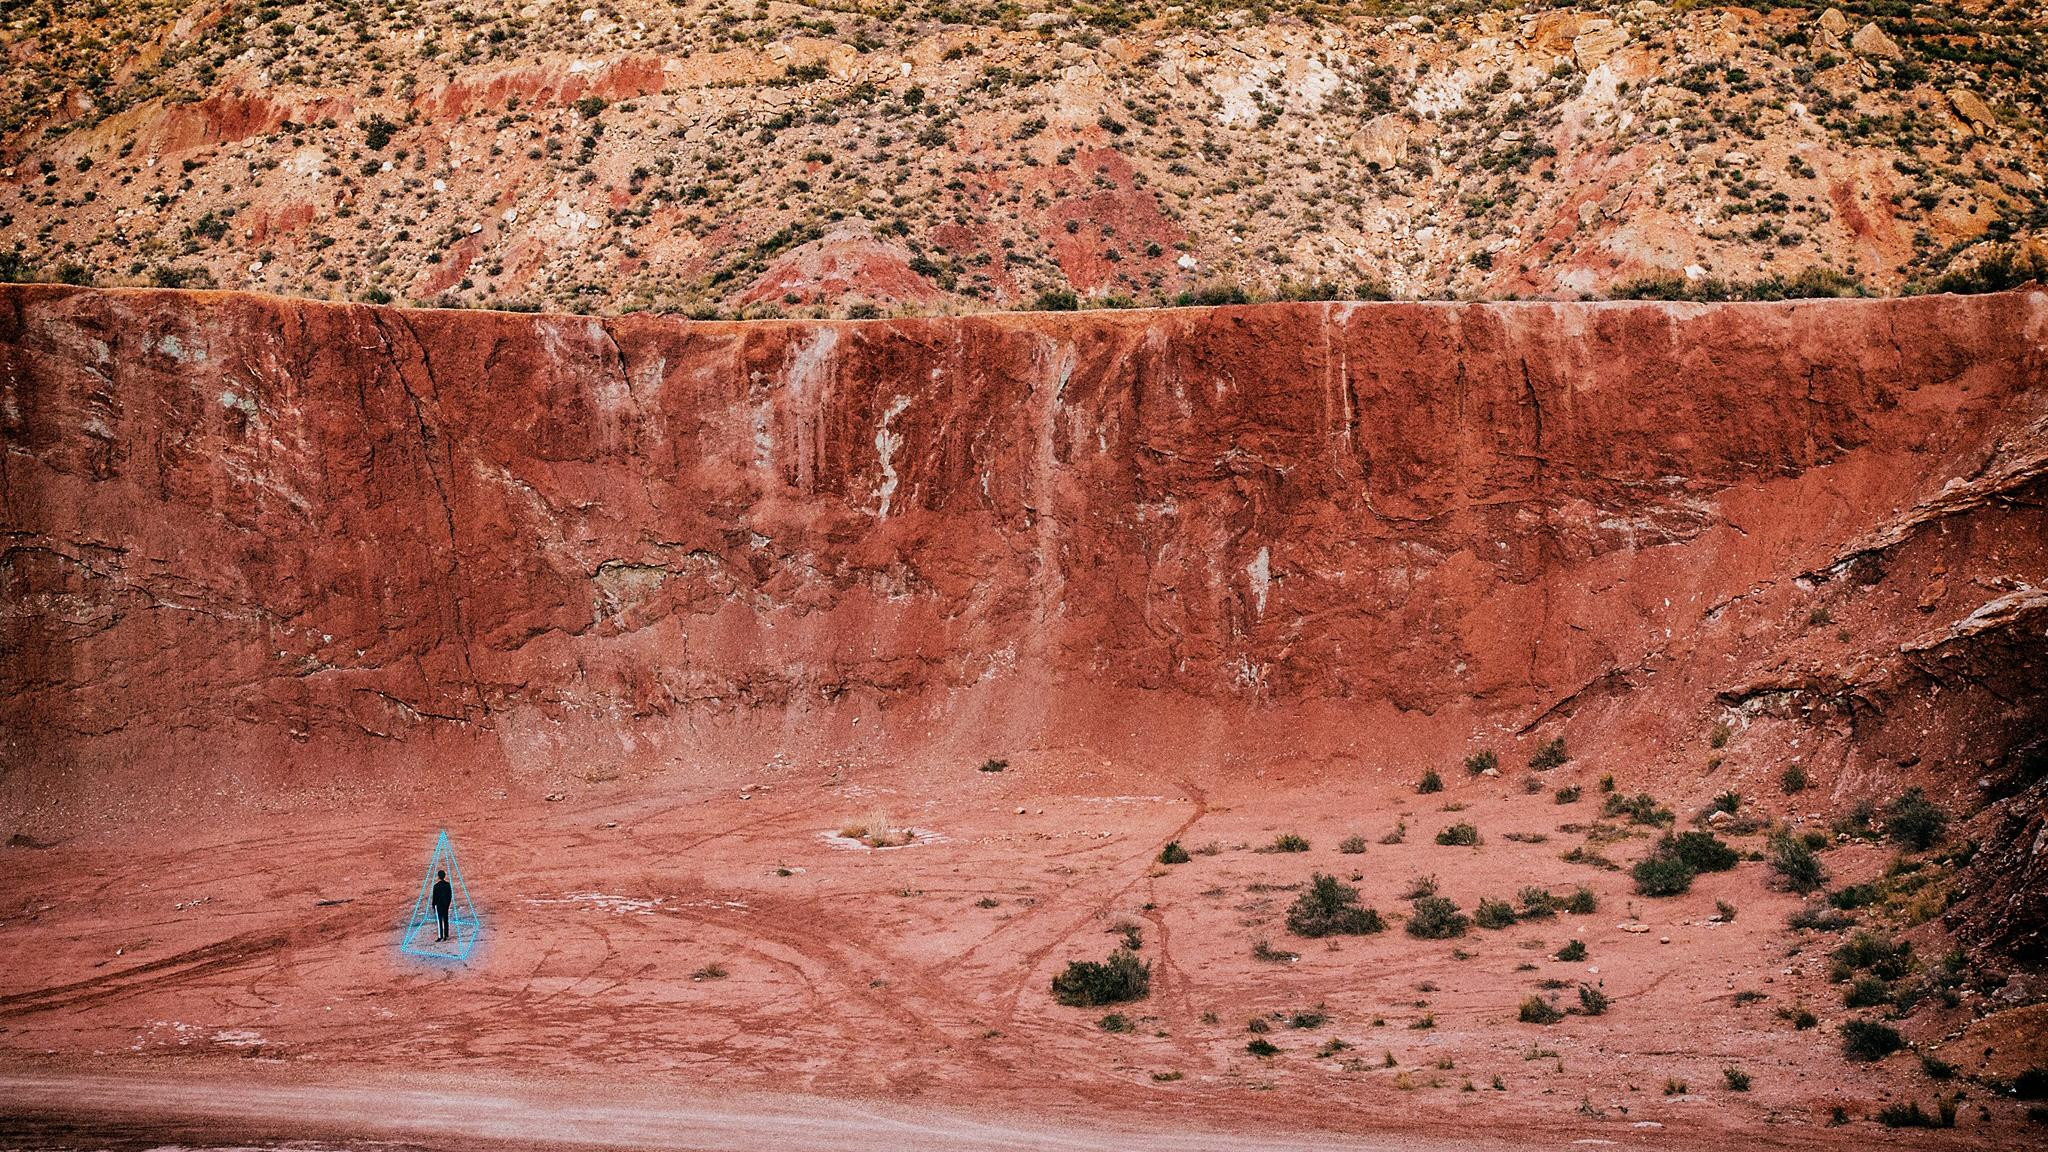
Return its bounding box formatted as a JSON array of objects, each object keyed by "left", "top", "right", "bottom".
[{"left": 2, "top": 286, "right": 2045, "bottom": 1148}]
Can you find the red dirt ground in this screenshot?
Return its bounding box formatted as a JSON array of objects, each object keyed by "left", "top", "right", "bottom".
[{"left": 3, "top": 286, "right": 2045, "bottom": 1148}]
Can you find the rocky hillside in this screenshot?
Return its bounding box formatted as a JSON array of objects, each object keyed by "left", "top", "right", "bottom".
[{"left": 1, "top": 1, "right": 2043, "bottom": 317}]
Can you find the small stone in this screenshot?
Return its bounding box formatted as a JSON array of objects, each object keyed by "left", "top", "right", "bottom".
[{"left": 544, "top": 791, "right": 565, "bottom": 802}]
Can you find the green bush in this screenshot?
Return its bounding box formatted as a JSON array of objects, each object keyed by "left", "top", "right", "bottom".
[
  {"left": 1556, "top": 939, "right": 1587, "bottom": 962},
  {"left": 1577, "top": 984, "right": 1609, "bottom": 1016},
  {"left": 1781, "top": 763, "right": 1808, "bottom": 793},
  {"left": 1418, "top": 769, "right": 1444, "bottom": 794},
  {"left": 1829, "top": 883, "right": 1879, "bottom": 910},
  {"left": 1339, "top": 834, "right": 1368, "bottom": 854},
  {"left": 1835, "top": 931, "right": 1914, "bottom": 981},
  {"left": 1519, "top": 995, "right": 1564, "bottom": 1024},
  {"left": 1769, "top": 832, "right": 1828, "bottom": 892},
  {"left": 1875, "top": 1100, "right": 1952, "bottom": 1128},
  {"left": 1633, "top": 849, "right": 1697, "bottom": 897},
  {"left": 1287, "top": 873, "right": 1387, "bottom": 938},
  {"left": 1932, "top": 245, "right": 2048, "bottom": 295},
  {"left": 1602, "top": 792, "right": 1674, "bottom": 826},
  {"left": 1475, "top": 898, "right": 1517, "bottom": 929},
  {"left": 1555, "top": 785, "right": 1581, "bottom": 804},
  {"left": 1841, "top": 1018, "right": 1904, "bottom": 1062},
  {"left": 1246, "top": 1038, "right": 1280, "bottom": 1057},
  {"left": 1564, "top": 886, "right": 1598, "bottom": 914},
  {"left": 1436, "top": 823, "right": 1480, "bottom": 847},
  {"left": 1529, "top": 738, "right": 1569, "bottom": 770},
  {"left": 1267, "top": 833, "right": 1309, "bottom": 853},
  {"left": 1670, "top": 831, "right": 1740, "bottom": 873},
  {"left": 1052, "top": 948, "right": 1151, "bottom": 1006},
  {"left": 1885, "top": 787, "right": 1948, "bottom": 850},
  {"left": 1158, "top": 841, "right": 1191, "bottom": 865},
  {"left": 1407, "top": 895, "right": 1470, "bottom": 939},
  {"left": 1723, "top": 1066, "right": 1751, "bottom": 1092},
  {"left": 1465, "top": 750, "right": 1498, "bottom": 775},
  {"left": 1517, "top": 887, "right": 1558, "bottom": 918},
  {"left": 1844, "top": 975, "right": 1891, "bottom": 1008}
]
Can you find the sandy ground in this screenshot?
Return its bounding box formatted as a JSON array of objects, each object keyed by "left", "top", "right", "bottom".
[{"left": 0, "top": 756, "right": 2031, "bottom": 1149}]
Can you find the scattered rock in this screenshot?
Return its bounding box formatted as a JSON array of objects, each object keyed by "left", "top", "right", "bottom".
[
  {"left": 1621, "top": 921, "right": 1650, "bottom": 933},
  {"left": 544, "top": 791, "right": 566, "bottom": 802},
  {"left": 1851, "top": 22, "right": 1903, "bottom": 60},
  {"left": 1948, "top": 88, "right": 1996, "bottom": 131}
]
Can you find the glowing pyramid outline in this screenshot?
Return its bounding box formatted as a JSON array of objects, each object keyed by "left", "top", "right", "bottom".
[{"left": 401, "top": 829, "right": 481, "bottom": 962}]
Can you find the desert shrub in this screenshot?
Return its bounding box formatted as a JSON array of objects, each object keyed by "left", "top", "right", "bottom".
[
  {"left": 1784, "top": 1007, "right": 1818, "bottom": 1029},
  {"left": 1402, "top": 875, "right": 1439, "bottom": 899},
  {"left": 1339, "top": 834, "right": 1368, "bottom": 854},
  {"left": 1436, "top": 823, "right": 1480, "bottom": 847},
  {"left": 1034, "top": 288, "right": 1080, "bottom": 310},
  {"left": 1844, "top": 975, "right": 1891, "bottom": 1008},
  {"left": 1769, "top": 832, "right": 1828, "bottom": 892},
  {"left": 1564, "top": 886, "right": 1598, "bottom": 914},
  {"left": 1841, "top": 1018, "right": 1904, "bottom": 1062},
  {"left": 1246, "top": 1037, "right": 1280, "bottom": 1057},
  {"left": 1781, "top": 763, "right": 1808, "bottom": 793},
  {"left": 1829, "top": 882, "right": 1879, "bottom": 910},
  {"left": 1885, "top": 787, "right": 1948, "bottom": 850},
  {"left": 2014, "top": 1067, "right": 2048, "bottom": 1099},
  {"left": 1465, "top": 750, "right": 1498, "bottom": 775},
  {"left": 1632, "top": 847, "right": 1697, "bottom": 897},
  {"left": 1577, "top": 984, "right": 1609, "bottom": 1016},
  {"left": 1556, "top": 939, "right": 1587, "bottom": 961},
  {"left": 1933, "top": 245, "right": 2048, "bottom": 295},
  {"left": 1266, "top": 833, "right": 1310, "bottom": 853},
  {"left": 1921, "top": 1054, "right": 1957, "bottom": 1080},
  {"left": 1475, "top": 898, "right": 1517, "bottom": 929},
  {"left": 1529, "top": 737, "right": 1569, "bottom": 770},
  {"left": 1052, "top": 948, "right": 1150, "bottom": 1006},
  {"left": 1158, "top": 841, "right": 1191, "bottom": 864},
  {"left": 1875, "top": 1100, "right": 1946, "bottom": 1128},
  {"left": 1602, "top": 792, "right": 1673, "bottom": 826},
  {"left": 1418, "top": 768, "right": 1443, "bottom": 794},
  {"left": 1407, "top": 895, "right": 1470, "bottom": 939},
  {"left": 1287, "top": 873, "right": 1386, "bottom": 937},
  {"left": 1723, "top": 1066, "right": 1751, "bottom": 1091},
  {"left": 1519, "top": 995, "right": 1564, "bottom": 1024},
  {"left": 1517, "top": 887, "right": 1558, "bottom": 918},
  {"left": 1099, "top": 1012, "right": 1133, "bottom": 1032},
  {"left": 1789, "top": 904, "right": 1857, "bottom": 932},
  {"left": 1250, "top": 939, "right": 1298, "bottom": 963},
  {"left": 1835, "top": 931, "right": 1914, "bottom": 981},
  {"left": 1289, "top": 1009, "right": 1327, "bottom": 1029},
  {"left": 1669, "top": 831, "right": 1740, "bottom": 873},
  {"left": 1555, "top": 785, "right": 1581, "bottom": 804}
]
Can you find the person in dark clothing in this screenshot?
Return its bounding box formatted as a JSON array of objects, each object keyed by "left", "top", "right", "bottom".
[{"left": 432, "top": 869, "right": 453, "bottom": 941}]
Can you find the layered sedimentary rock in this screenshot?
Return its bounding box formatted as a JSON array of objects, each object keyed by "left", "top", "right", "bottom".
[{"left": 3, "top": 287, "right": 2044, "bottom": 838}]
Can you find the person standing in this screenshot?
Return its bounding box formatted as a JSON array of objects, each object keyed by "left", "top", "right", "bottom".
[{"left": 432, "top": 869, "right": 453, "bottom": 941}]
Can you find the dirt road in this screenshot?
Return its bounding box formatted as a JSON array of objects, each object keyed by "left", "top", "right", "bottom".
[{"left": 0, "top": 1068, "right": 1487, "bottom": 1151}]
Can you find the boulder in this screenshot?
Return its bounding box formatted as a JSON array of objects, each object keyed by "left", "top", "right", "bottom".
[
  {"left": 1817, "top": 8, "right": 1849, "bottom": 37},
  {"left": 1351, "top": 114, "right": 1410, "bottom": 171},
  {"left": 1851, "top": 21, "right": 1903, "bottom": 60},
  {"left": 1948, "top": 88, "right": 1996, "bottom": 131}
]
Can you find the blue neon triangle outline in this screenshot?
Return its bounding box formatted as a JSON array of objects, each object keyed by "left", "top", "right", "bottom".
[{"left": 400, "top": 829, "right": 481, "bottom": 962}]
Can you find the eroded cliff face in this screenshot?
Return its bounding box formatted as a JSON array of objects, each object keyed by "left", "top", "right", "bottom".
[{"left": 3, "top": 287, "right": 2045, "bottom": 855}]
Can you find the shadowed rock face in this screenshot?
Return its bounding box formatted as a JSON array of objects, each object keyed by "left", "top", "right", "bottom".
[{"left": 3, "top": 287, "right": 2045, "bottom": 842}]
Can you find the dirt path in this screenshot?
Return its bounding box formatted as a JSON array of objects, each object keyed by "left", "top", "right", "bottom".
[{"left": 0, "top": 1068, "right": 1484, "bottom": 1152}]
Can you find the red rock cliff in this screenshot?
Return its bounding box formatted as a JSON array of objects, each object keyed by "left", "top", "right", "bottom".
[{"left": 3, "top": 286, "right": 2045, "bottom": 834}]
